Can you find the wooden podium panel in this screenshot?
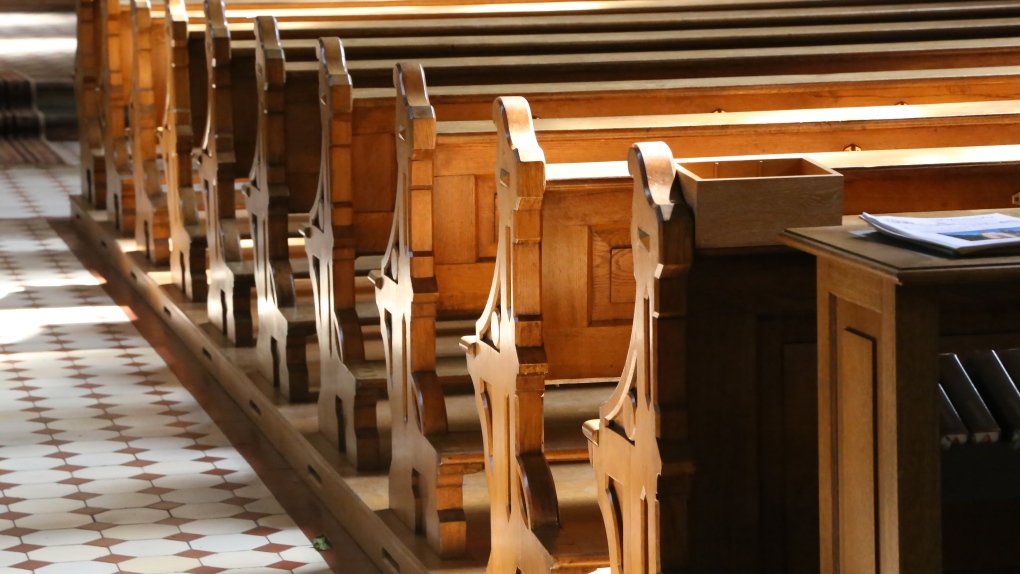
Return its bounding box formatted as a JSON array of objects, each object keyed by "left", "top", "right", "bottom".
[{"left": 784, "top": 212, "right": 1020, "bottom": 574}]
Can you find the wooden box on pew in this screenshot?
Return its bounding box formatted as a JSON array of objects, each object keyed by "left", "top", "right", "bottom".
[{"left": 674, "top": 157, "right": 842, "bottom": 248}]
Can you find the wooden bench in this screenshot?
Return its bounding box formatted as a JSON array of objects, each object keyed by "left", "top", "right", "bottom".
[
  {"left": 372, "top": 83, "right": 1020, "bottom": 562},
  {"left": 155, "top": 0, "right": 700, "bottom": 275},
  {"left": 234, "top": 7, "right": 1020, "bottom": 401},
  {"left": 159, "top": 0, "right": 1020, "bottom": 303},
  {"left": 306, "top": 43, "right": 1020, "bottom": 470},
  {"left": 227, "top": 7, "right": 1020, "bottom": 356},
  {"left": 240, "top": 17, "right": 1020, "bottom": 393},
  {"left": 461, "top": 103, "right": 1020, "bottom": 573}
]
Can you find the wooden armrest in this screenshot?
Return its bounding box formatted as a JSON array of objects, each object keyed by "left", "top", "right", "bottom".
[
  {"left": 226, "top": 260, "right": 255, "bottom": 277},
  {"left": 582, "top": 419, "right": 599, "bottom": 446}
]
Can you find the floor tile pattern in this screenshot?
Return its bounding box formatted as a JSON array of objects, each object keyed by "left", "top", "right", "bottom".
[
  {"left": 0, "top": 165, "right": 77, "bottom": 219},
  {"left": 0, "top": 176, "right": 332, "bottom": 572}
]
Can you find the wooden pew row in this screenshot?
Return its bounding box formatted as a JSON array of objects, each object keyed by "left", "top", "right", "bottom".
[
  {"left": 106, "top": 0, "right": 1020, "bottom": 246},
  {"left": 367, "top": 85, "right": 1020, "bottom": 562},
  {"left": 92, "top": 0, "right": 1011, "bottom": 210},
  {"left": 234, "top": 11, "right": 1020, "bottom": 402},
  {"left": 218, "top": 22, "right": 1020, "bottom": 344},
  {"left": 459, "top": 103, "right": 1020, "bottom": 573},
  {"left": 154, "top": 0, "right": 1020, "bottom": 289},
  {"left": 304, "top": 53, "right": 1020, "bottom": 476},
  {"left": 116, "top": 0, "right": 691, "bottom": 254},
  {"left": 580, "top": 143, "right": 1020, "bottom": 574},
  {"left": 75, "top": 2, "right": 1020, "bottom": 570},
  {"left": 145, "top": 0, "right": 1020, "bottom": 285},
  {"left": 83, "top": 0, "right": 621, "bottom": 211},
  {"left": 193, "top": 15, "right": 1020, "bottom": 565}
]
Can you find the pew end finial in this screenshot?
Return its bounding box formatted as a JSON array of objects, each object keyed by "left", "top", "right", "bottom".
[
  {"left": 317, "top": 37, "right": 353, "bottom": 113},
  {"left": 394, "top": 62, "right": 436, "bottom": 152},
  {"left": 254, "top": 16, "right": 285, "bottom": 84}
]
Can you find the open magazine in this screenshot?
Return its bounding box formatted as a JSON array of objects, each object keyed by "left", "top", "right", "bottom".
[{"left": 859, "top": 212, "right": 1020, "bottom": 256}]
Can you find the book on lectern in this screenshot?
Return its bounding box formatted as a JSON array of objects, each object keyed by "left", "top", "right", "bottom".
[{"left": 859, "top": 212, "right": 1020, "bottom": 256}]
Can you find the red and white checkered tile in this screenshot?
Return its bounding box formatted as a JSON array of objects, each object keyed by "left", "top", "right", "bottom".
[
  {"left": 0, "top": 166, "right": 78, "bottom": 220},
  {"left": 0, "top": 174, "right": 332, "bottom": 572}
]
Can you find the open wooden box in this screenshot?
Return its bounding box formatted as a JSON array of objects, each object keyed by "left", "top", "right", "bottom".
[{"left": 676, "top": 157, "right": 843, "bottom": 248}]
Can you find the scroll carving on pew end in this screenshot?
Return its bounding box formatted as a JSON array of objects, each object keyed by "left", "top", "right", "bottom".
[
  {"left": 76, "top": 0, "right": 107, "bottom": 207},
  {"left": 130, "top": 0, "right": 170, "bottom": 265},
  {"left": 462, "top": 96, "right": 631, "bottom": 574},
  {"left": 584, "top": 142, "right": 695, "bottom": 574},
  {"left": 247, "top": 16, "right": 321, "bottom": 402},
  {"left": 373, "top": 60, "right": 487, "bottom": 560},
  {"left": 103, "top": 0, "right": 136, "bottom": 235},
  {"left": 203, "top": 0, "right": 254, "bottom": 346},
  {"left": 309, "top": 38, "right": 392, "bottom": 470},
  {"left": 163, "top": 0, "right": 208, "bottom": 303}
]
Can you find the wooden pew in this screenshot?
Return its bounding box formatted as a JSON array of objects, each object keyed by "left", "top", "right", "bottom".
[
  {"left": 377, "top": 86, "right": 1020, "bottom": 562},
  {"left": 461, "top": 102, "right": 1020, "bottom": 573},
  {"left": 309, "top": 50, "right": 1020, "bottom": 474},
  {"left": 91, "top": 0, "right": 577, "bottom": 212},
  {"left": 159, "top": 0, "right": 1020, "bottom": 301},
  {"left": 308, "top": 43, "right": 1020, "bottom": 457},
  {"left": 238, "top": 10, "right": 1020, "bottom": 402},
  {"left": 150, "top": 0, "right": 702, "bottom": 268},
  {"left": 238, "top": 20, "right": 1020, "bottom": 394}
]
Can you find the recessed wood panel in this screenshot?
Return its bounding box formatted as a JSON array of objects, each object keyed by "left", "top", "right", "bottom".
[
  {"left": 590, "top": 227, "right": 634, "bottom": 324},
  {"left": 434, "top": 175, "right": 476, "bottom": 265},
  {"left": 476, "top": 175, "right": 498, "bottom": 260},
  {"left": 836, "top": 321, "right": 878, "bottom": 574}
]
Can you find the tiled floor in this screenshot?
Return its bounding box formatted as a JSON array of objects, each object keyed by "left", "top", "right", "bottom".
[{"left": 0, "top": 166, "right": 342, "bottom": 573}]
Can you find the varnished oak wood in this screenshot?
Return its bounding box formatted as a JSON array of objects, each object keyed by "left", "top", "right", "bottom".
[
  {"left": 244, "top": 8, "right": 1020, "bottom": 409},
  {"left": 304, "top": 43, "right": 1020, "bottom": 473},
  {"left": 96, "top": 0, "right": 131, "bottom": 219},
  {"left": 549, "top": 143, "right": 1020, "bottom": 574},
  {"left": 76, "top": 0, "right": 105, "bottom": 208},
  {"left": 584, "top": 142, "right": 696, "bottom": 574},
  {"left": 129, "top": 0, "right": 169, "bottom": 264},
  {"left": 164, "top": 1, "right": 1020, "bottom": 308},
  {"left": 457, "top": 98, "right": 629, "bottom": 572}
]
